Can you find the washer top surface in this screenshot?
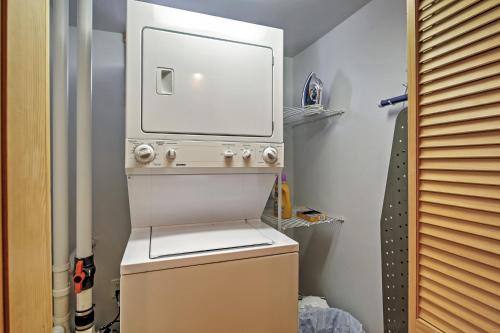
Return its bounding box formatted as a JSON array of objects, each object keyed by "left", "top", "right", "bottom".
[
  {"left": 150, "top": 221, "right": 273, "bottom": 259},
  {"left": 121, "top": 220, "right": 298, "bottom": 275}
]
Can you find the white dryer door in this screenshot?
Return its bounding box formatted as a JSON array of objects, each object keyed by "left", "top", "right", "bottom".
[
  {"left": 141, "top": 28, "right": 274, "bottom": 137},
  {"left": 150, "top": 221, "right": 273, "bottom": 259}
]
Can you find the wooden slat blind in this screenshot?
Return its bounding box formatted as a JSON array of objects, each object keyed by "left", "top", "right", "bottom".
[{"left": 409, "top": 0, "right": 500, "bottom": 332}]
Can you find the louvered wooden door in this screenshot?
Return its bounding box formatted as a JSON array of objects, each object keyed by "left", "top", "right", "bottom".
[{"left": 407, "top": 0, "right": 500, "bottom": 332}]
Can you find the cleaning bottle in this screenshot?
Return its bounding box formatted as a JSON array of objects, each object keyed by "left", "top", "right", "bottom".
[{"left": 273, "top": 173, "right": 292, "bottom": 219}]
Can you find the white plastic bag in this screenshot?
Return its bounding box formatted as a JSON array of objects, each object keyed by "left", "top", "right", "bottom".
[{"left": 299, "top": 307, "right": 366, "bottom": 333}]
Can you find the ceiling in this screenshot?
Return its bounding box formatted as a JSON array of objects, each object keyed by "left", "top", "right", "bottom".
[{"left": 69, "top": 0, "right": 371, "bottom": 56}]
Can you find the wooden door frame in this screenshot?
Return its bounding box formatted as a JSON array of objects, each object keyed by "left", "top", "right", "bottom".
[
  {"left": 1, "top": 0, "right": 52, "bottom": 331},
  {"left": 0, "top": 0, "right": 4, "bottom": 330},
  {"left": 407, "top": 0, "right": 419, "bottom": 332}
]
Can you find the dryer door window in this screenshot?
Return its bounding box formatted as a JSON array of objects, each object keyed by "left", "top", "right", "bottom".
[{"left": 141, "top": 28, "right": 274, "bottom": 137}]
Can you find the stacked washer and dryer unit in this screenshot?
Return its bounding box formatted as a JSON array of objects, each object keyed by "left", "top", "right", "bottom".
[{"left": 120, "top": 1, "right": 298, "bottom": 332}]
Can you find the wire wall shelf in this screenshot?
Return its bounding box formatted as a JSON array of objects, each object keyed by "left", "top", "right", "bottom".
[
  {"left": 262, "top": 209, "right": 344, "bottom": 231},
  {"left": 284, "top": 105, "right": 344, "bottom": 127}
]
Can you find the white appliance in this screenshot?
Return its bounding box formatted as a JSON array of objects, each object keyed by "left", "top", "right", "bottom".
[{"left": 121, "top": 1, "right": 298, "bottom": 333}]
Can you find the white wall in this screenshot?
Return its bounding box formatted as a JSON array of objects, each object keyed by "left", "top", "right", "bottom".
[
  {"left": 288, "top": 0, "right": 407, "bottom": 332},
  {"left": 69, "top": 28, "right": 129, "bottom": 327}
]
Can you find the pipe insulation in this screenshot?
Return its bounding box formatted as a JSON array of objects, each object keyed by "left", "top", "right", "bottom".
[
  {"left": 52, "top": 0, "right": 71, "bottom": 331},
  {"left": 76, "top": 0, "right": 95, "bottom": 332}
]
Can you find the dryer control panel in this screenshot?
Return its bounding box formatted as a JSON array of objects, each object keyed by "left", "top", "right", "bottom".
[{"left": 126, "top": 140, "right": 284, "bottom": 170}]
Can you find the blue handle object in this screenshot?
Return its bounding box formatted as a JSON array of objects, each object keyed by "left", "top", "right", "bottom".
[{"left": 379, "top": 94, "right": 408, "bottom": 107}]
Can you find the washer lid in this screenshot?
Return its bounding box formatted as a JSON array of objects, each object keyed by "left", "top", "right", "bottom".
[
  {"left": 121, "top": 220, "right": 298, "bottom": 275},
  {"left": 150, "top": 221, "right": 273, "bottom": 259}
]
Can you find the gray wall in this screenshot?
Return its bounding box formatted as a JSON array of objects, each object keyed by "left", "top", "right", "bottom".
[
  {"left": 286, "top": 0, "right": 407, "bottom": 332},
  {"left": 69, "top": 28, "right": 129, "bottom": 326}
]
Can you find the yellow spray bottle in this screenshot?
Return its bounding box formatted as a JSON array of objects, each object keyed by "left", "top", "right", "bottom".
[{"left": 274, "top": 173, "right": 292, "bottom": 219}]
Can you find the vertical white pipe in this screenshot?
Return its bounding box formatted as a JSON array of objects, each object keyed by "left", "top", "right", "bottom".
[
  {"left": 52, "top": 0, "right": 70, "bottom": 331},
  {"left": 76, "top": 0, "right": 95, "bottom": 332},
  {"left": 76, "top": 0, "right": 93, "bottom": 261},
  {"left": 76, "top": 289, "right": 95, "bottom": 333}
]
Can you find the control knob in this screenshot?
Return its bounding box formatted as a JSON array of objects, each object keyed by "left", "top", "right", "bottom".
[
  {"left": 224, "top": 149, "right": 235, "bottom": 158},
  {"left": 242, "top": 149, "right": 252, "bottom": 160},
  {"left": 134, "top": 144, "right": 155, "bottom": 164},
  {"left": 166, "top": 148, "right": 176, "bottom": 160},
  {"left": 262, "top": 147, "right": 278, "bottom": 164}
]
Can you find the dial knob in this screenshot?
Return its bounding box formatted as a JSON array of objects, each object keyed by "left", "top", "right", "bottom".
[
  {"left": 262, "top": 147, "right": 278, "bottom": 164},
  {"left": 224, "top": 149, "right": 235, "bottom": 158},
  {"left": 242, "top": 149, "right": 252, "bottom": 160},
  {"left": 134, "top": 144, "right": 155, "bottom": 164},
  {"left": 166, "top": 148, "right": 176, "bottom": 160}
]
